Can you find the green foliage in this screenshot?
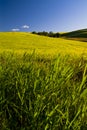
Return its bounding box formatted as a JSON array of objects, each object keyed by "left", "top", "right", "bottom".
[
  {"left": 0, "top": 52, "right": 87, "bottom": 129},
  {"left": 32, "top": 31, "right": 60, "bottom": 38}
]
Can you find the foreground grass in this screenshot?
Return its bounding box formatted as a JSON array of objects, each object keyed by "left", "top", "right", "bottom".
[{"left": 0, "top": 52, "right": 87, "bottom": 130}]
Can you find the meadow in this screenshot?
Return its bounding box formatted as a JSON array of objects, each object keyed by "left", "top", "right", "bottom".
[{"left": 0, "top": 32, "right": 87, "bottom": 130}]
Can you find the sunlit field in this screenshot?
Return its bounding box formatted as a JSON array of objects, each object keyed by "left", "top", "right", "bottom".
[
  {"left": 0, "top": 32, "right": 87, "bottom": 129},
  {"left": 0, "top": 32, "right": 87, "bottom": 56}
]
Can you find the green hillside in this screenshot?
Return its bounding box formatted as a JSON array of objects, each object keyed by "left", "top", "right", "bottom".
[
  {"left": 61, "top": 28, "right": 87, "bottom": 42},
  {"left": 0, "top": 32, "right": 87, "bottom": 56}
]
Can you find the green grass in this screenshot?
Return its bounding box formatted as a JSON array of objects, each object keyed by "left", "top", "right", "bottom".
[
  {"left": 0, "top": 52, "right": 87, "bottom": 130},
  {"left": 0, "top": 32, "right": 87, "bottom": 129}
]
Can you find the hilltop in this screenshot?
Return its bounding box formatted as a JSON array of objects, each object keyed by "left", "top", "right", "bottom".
[{"left": 61, "top": 28, "right": 87, "bottom": 42}]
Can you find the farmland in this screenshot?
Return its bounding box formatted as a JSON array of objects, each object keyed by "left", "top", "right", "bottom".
[
  {"left": 0, "top": 32, "right": 87, "bottom": 56},
  {"left": 0, "top": 32, "right": 87, "bottom": 129}
]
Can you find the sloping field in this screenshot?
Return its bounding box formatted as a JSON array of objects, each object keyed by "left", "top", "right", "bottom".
[{"left": 0, "top": 32, "right": 87, "bottom": 56}]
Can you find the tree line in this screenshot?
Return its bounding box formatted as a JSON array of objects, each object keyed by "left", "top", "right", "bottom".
[{"left": 32, "top": 31, "right": 60, "bottom": 38}]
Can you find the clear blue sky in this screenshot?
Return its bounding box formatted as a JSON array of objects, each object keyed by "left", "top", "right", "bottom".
[{"left": 0, "top": 0, "right": 87, "bottom": 32}]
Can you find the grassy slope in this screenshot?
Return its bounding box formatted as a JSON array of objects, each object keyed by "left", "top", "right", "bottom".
[
  {"left": 0, "top": 32, "right": 87, "bottom": 56},
  {"left": 0, "top": 32, "right": 87, "bottom": 129},
  {"left": 61, "top": 28, "right": 87, "bottom": 42}
]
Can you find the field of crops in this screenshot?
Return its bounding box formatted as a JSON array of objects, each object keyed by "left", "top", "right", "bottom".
[
  {"left": 0, "top": 32, "right": 87, "bottom": 56},
  {"left": 0, "top": 32, "right": 87, "bottom": 129}
]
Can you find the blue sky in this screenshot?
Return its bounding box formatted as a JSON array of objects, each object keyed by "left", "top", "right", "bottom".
[{"left": 0, "top": 0, "right": 87, "bottom": 32}]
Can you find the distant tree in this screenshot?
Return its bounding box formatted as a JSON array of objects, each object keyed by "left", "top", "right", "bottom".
[
  {"left": 37, "top": 31, "right": 48, "bottom": 36},
  {"left": 32, "top": 31, "right": 60, "bottom": 38},
  {"left": 53, "top": 32, "right": 60, "bottom": 38},
  {"left": 42, "top": 31, "right": 49, "bottom": 36},
  {"left": 32, "top": 31, "right": 37, "bottom": 34},
  {"left": 48, "top": 31, "right": 54, "bottom": 37},
  {"left": 37, "top": 32, "right": 42, "bottom": 35},
  {"left": 56, "top": 32, "right": 60, "bottom": 37}
]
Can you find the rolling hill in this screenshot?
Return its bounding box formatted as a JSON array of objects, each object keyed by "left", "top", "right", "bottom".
[
  {"left": 0, "top": 32, "right": 87, "bottom": 56},
  {"left": 61, "top": 28, "right": 87, "bottom": 42}
]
